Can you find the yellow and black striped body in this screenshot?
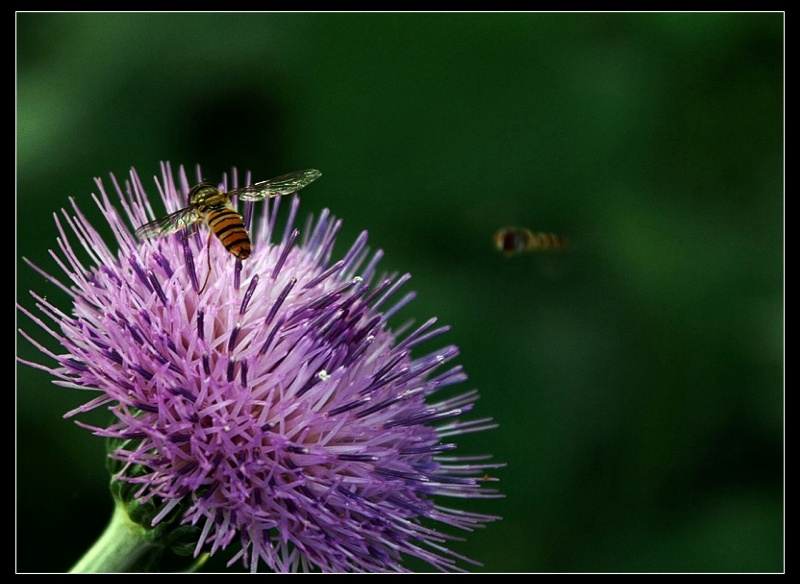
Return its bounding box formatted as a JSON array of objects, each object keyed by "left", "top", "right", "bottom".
[
  {"left": 189, "top": 182, "right": 251, "bottom": 260},
  {"left": 494, "top": 227, "right": 568, "bottom": 257}
]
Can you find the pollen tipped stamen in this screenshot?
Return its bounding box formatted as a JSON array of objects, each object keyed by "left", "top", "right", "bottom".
[
  {"left": 354, "top": 391, "right": 417, "bottom": 419},
  {"left": 271, "top": 228, "right": 299, "bottom": 280},
  {"left": 370, "top": 273, "right": 412, "bottom": 313},
  {"left": 397, "top": 319, "right": 452, "bottom": 352},
  {"left": 302, "top": 277, "right": 361, "bottom": 312},
  {"left": 147, "top": 270, "right": 168, "bottom": 306},
  {"left": 228, "top": 324, "right": 242, "bottom": 353},
  {"left": 258, "top": 315, "right": 286, "bottom": 357},
  {"left": 121, "top": 322, "right": 143, "bottom": 346},
  {"left": 241, "top": 199, "right": 255, "bottom": 234},
  {"left": 154, "top": 253, "right": 174, "bottom": 279},
  {"left": 280, "top": 194, "right": 301, "bottom": 248},
  {"left": 103, "top": 349, "right": 123, "bottom": 365},
  {"left": 181, "top": 234, "right": 200, "bottom": 293},
  {"left": 381, "top": 291, "right": 417, "bottom": 323},
  {"left": 344, "top": 314, "right": 380, "bottom": 348},
  {"left": 240, "top": 275, "right": 259, "bottom": 315},
  {"left": 129, "top": 257, "right": 152, "bottom": 291},
  {"left": 360, "top": 351, "right": 409, "bottom": 395},
  {"left": 131, "top": 364, "right": 154, "bottom": 381},
  {"left": 328, "top": 395, "right": 372, "bottom": 416},
  {"left": 197, "top": 309, "right": 205, "bottom": 341},
  {"left": 340, "top": 230, "right": 369, "bottom": 277},
  {"left": 385, "top": 405, "right": 469, "bottom": 428},
  {"left": 340, "top": 337, "right": 372, "bottom": 369},
  {"left": 302, "top": 207, "right": 330, "bottom": 254},
  {"left": 302, "top": 259, "right": 346, "bottom": 290},
  {"left": 234, "top": 257, "right": 244, "bottom": 291},
  {"left": 264, "top": 277, "right": 296, "bottom": 329},
  {"left": 167, "top": 386, "right": 197, "bottom": 403},
  {"left": 240, "top": 360, "right": 248, "bottom": 387},
  {"left": 336, "top": 453, "right": 379, "bottom": 462},
  {"left": 400, "top": 443, "right": 458, "bottom": 455},
  {"left": 357, "top": 278, "right": 393, "bottom": 311}
]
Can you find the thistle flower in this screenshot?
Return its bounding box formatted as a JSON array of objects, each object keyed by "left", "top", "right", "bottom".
[{"left": 18, "top": 162, "right": 503, "bottom": 573}]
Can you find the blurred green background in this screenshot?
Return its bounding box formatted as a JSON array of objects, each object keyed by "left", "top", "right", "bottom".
[{"left": 16, "top": 12, "right": 783, "bottom": 573}]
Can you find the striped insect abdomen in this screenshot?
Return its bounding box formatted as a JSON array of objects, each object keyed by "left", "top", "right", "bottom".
[
  {"left": 190, "top": 183, "right": 251, "bottom": 260},
  {"left": 205, "top": 206, "right": 251, "bottom": 259},
  {"left": 525, "top": 231, "right": 567, "bottom": 251}
]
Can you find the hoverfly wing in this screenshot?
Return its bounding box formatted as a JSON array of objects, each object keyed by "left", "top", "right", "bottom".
[
  {"left": 135, "top": 207, "right": 201, "bottom": 240},
  {"left": 234, "top": 169, "right": 322, "bottom": 201}
]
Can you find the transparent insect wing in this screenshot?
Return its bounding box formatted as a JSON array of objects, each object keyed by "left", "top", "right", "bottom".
[
  {"left": 234, "top": 169, "right": 322, "bottom": 201},
  {"left": 135, "top": 207, "right": 201, "bottom": 239},
  {"left": 516, "top": 229, "right": 534, "bottom": 253}
]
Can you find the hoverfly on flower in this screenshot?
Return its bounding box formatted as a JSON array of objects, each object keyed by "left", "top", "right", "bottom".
[
  {"left": 135, "top": 169, "right": 321, "bottom": 259},
  {"left": 135, "top": 169, "right": 321, "bottom": 291}
]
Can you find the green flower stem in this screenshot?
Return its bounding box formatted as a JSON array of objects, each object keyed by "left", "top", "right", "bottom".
[{"left": 69, "top": 500, "right": 159, "bottom": 573}]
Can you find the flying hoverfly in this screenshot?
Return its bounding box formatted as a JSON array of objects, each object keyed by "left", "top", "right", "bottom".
[
  {"left": 135, "top": 168, "right": 321, "bottom": 290},
  {"left": 493, "top": 226, "right": 568, "bottom": 257}
]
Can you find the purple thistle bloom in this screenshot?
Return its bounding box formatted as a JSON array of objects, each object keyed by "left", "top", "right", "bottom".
[{"left": 18, "top": 162, "right": 502, "bottom": 573}]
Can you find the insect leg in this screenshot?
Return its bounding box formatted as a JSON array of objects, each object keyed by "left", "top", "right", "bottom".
[{"left": 198, "top": 230, "right": 214, "bottom": 294}]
